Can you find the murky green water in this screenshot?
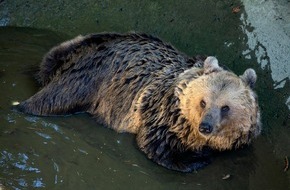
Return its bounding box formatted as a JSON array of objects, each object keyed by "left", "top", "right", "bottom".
[{"left": 0, "top": 0, "right": 290, "bottom": 189}]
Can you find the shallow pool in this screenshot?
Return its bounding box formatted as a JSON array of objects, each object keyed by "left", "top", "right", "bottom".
[
  {"left": 0, "top": 1, "right": 289, "bottom": 189},
  {"left": 0, "top": 26, "right": 289, "bottom": 190}
]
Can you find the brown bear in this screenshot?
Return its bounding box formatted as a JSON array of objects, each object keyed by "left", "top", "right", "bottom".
[{"left": 17, "top": 33, "right": 261, "bottom": 172}]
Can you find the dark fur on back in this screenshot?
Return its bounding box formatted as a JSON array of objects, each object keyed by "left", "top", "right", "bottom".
[{"left": 38, "top": 33, "right": 123, "bottom": 85}]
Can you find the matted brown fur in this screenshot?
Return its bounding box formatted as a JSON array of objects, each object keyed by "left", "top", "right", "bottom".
[{"left": 17, "top": 33, "right": 261, "bottom": 172}]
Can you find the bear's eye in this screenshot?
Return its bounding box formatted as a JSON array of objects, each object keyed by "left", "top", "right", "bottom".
[
  {"left": 200, "top": 100, "right": 206, "bottom": 109},
  {"left": 221, "top": 105, "right": 230, "bottom": 113}
]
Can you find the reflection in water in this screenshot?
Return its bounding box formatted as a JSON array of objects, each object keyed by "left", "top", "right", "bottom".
[
  {"left": 0, "top": 113, "right": 67, "bottom": 189},
  {"left": 241, "top": 0, "right": 290, "bottom": 109},
  {"left": 0, "top": 150, "right": 45, "bottom": 188},
  {"left": 52, "top": 159, "right": 60, "bottom": 184}
]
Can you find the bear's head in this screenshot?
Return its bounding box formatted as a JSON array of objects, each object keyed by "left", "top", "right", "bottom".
[{"left": 174, "top": 56, "right": 261, "bottom": 151}]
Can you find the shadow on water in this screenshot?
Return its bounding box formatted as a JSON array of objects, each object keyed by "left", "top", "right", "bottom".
[{"left": 0, "top": 1, "right": 289, "bottom": 189}]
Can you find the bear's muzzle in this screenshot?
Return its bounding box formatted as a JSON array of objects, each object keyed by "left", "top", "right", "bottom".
[{"left": 199, "top": 122, "right": 213, "bottom": 134}]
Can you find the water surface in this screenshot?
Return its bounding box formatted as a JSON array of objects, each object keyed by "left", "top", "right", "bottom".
[
  {"left": 0, "top": 1, "right": 289, "bottom": 189},
  {"left": 0, "top": 26, "right": 289, "bottom": 190}
]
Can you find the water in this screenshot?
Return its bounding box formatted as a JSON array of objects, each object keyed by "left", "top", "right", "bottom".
[
  {"left": 0, "top": 1, "right": 290, "bottom": 189},
  {"left": 0, "top": 26, "right": 288, "bottom": 190}
]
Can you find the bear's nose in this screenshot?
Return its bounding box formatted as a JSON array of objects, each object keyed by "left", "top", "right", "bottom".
[{"left": 199, "top": 122, "right": 213, "bottom": 134}]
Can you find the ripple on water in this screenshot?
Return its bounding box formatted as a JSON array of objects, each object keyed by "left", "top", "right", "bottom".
[{"left": 0, "top": 150, "right": 45, "bottom": 188}]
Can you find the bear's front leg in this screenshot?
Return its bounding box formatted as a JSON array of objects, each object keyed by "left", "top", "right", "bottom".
[{"left": 136, "top": 126, "right": 211, "bottom": 172}]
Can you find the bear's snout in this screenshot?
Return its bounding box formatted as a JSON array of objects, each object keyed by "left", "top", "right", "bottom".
[{"left": 199, "top": 122, "right": 213, "bottom": 134}]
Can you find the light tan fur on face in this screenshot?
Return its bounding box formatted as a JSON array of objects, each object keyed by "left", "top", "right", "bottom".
[{"left": 176, "top": 70, "right": 261, "bottom": 151}]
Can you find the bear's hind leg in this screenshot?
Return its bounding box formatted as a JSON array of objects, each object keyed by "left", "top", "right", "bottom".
[{"left": 16, "top": 78, "right": 93, "bottom": 116}]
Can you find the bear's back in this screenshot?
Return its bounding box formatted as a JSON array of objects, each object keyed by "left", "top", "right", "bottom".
[{"left": 38, "top": 33, "right": 200, "bottom": 86}]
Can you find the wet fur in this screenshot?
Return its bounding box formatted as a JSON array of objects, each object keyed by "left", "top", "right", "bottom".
[{"left": 17, "top": 33, "right": 261, "bottom": 172}]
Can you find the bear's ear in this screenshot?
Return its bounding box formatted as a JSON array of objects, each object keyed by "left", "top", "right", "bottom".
[
  {"left": 240, "top": 68, "right": 257, "bottom": 89},
  {"left": 203, "top": 56, "right": 222, "bottom": 74}
]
